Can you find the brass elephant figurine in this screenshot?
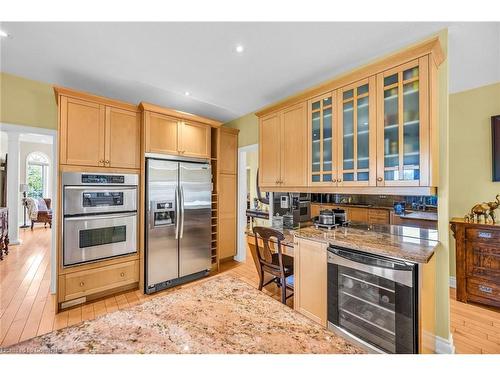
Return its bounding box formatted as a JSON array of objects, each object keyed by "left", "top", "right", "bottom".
[{"left": 464, "top": 194, "right": 500, "bottom": 223}]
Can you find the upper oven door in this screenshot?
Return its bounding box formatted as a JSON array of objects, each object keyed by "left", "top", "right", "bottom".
[{"left": 64, "top": 186, "right": 137, "bottom": 215}]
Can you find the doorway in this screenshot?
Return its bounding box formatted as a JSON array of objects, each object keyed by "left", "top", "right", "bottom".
[
  {"left": 235, "top": 143, "right": 258, "bottom": 262},
  {"left": 0, "top": 123, "right": 58, "bottom": 294}
]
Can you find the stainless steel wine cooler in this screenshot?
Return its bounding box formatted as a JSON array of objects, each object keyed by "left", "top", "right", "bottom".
[{"left": 327, "top": 245, "right": 418, "bottom": 354}]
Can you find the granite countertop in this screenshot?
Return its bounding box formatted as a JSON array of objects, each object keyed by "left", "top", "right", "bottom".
[
  {"left": 398, "top": 211, "right": 438, "bottom": 221},
  {"left": 292, "top": 224, "right": 438, "bottom": 263},
  {"left": 245, "top": 225, "right": 295, "bottom": 248},
  {"left": 4, "top": 275, "right": 363, "bottom": 354}
]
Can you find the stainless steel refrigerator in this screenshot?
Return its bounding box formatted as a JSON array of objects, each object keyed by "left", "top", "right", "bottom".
[{"left": 145, "top": 158, "right": 212, "bottom": 294}]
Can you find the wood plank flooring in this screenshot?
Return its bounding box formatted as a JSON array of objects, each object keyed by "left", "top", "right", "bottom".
[{"left": 1, "top": 227, "right": 498, "bottom": 353}]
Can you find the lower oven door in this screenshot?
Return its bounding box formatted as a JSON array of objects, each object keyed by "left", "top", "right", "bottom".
[
  {"left": 327, "top": 248, "right": 417, "bottom": 354},
  {"left": 63, "top": 212, "right": 137, "bottom": 266}
]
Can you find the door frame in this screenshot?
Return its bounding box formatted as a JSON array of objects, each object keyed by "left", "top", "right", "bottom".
[{"left": 235, "top": 143, "right": 258, "bottom": 262}]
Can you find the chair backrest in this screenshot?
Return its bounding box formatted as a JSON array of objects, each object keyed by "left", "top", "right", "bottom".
[{"left": 252, "top": 226, "right": 285, "bottom": 275}]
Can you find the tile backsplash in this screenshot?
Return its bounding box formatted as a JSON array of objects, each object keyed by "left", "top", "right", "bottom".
[{"left": 310, "top": 194, "right": 437, "bottom": 211}]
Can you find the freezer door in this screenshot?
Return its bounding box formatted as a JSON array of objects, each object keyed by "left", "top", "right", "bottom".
[
  {"left": 179, "top": 162, "right": 212, "bottom": 277},
  {"left": 146, "top": 159, "right": 179, "bottom": 287}
]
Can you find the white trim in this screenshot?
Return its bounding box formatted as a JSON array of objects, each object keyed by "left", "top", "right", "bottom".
[
  {"left": 435, "top": 333, "right": 455, "bottom": 354},
  {"left": 449, "top": 276, "right": 456, "bottom": 289},
  {"left": 235, "top": 143, "right": 259, "bottom": 262}
]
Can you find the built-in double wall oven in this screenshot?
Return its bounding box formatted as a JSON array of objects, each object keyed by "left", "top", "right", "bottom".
[
  {"left": 62, "top": 172, "right": 138, "bottom": 266},
  {"left": 327, "top": 245, "right": 418, "bottom": 353}
]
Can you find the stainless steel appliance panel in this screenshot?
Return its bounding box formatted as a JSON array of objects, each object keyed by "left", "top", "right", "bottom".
[
  {"left": 146, "top": 159, "right": 179, "bottom": 286},
  {"left": 64, "top": 186, "right": 137, "bottom": 216},
  {"left": 63, "top": 212, "right": 137, "bottom": 266},
  {"left": 179, "top": 162, "right": 212, "bottom": 277},
  {"left": 62, "top": 172, "right": 138, "bottom": 186}
]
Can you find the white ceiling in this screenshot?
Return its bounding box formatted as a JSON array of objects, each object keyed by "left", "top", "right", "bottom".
[{"left": 1, "top": 22, "right": 499, "bottom": 123}]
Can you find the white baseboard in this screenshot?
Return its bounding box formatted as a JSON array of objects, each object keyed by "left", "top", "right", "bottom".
[
  {"left": 435, "top": 333, "right": 455, "bottom": 354},
  {"left": 449, "top": 276, "right": 457, "bottom": 288}
]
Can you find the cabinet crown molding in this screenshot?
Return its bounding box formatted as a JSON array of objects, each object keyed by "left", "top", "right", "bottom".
[
  {"left": 53, "top": 86, "right": 139, "bottom": 112},
  {"left": 255, "top": 36, "right": 444, "bottom": 117},
  {"left": 139, "top": 102, "right": 222, "bottom": 128}
]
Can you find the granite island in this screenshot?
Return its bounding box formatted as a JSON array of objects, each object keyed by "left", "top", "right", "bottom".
[{"left": 246, "top": 221, "right": 439, "bottom": 353}]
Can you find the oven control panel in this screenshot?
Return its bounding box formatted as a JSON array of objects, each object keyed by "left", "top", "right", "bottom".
[{"left": 81, "top": 174, "right": 125, "bottom": 184}]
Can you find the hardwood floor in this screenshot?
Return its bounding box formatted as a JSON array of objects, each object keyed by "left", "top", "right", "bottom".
[
  {"left": 0, "top": 228, "right": 288, "bottom": 348},
  {"left": 450, "top": 288, "right": 500, "bottom": 354},
  {"left": 1, "top": 227, "right": 498, "bottom": 353}
]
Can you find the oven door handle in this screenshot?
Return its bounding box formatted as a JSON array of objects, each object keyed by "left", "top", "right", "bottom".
[
  {"left": 328, "top": 246, "right": 415, "bottom": 271},
  {"left": 64, "top": 212, "right": 136, "bottom": 221},
  {"left": 64, "top": 186, "right": 137, "bottom": 191}
]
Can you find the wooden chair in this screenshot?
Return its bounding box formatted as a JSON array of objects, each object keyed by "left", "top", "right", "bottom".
[{"left": 252, "top": 226, "right": 294, "bottom": 304}]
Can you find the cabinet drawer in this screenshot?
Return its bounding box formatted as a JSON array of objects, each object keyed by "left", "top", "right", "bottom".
[
  {"left": 466, "top": 228, "right": 500, "bottom": 242},
  {"left": 368, "top": 209, "right": 389, "bottom": 224},
  {"left": 61, "top": 260, "right": 139, "bottom": 302},
  {"left": 466, "top": 277, "right": 500, "bottom": 306},
  {"left": 465, "top": 242, "right": 500, "bottom": 281}
]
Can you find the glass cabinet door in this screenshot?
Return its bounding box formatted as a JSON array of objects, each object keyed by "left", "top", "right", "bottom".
[
  {"left": 377, "top": 58, "right": 428, "bottom": 186},
  {"left": 309, "top": 92, "right": 337, "bottom": 184},
  {"left": 337, "top": 77, "right": 375, "bottom": 186}
]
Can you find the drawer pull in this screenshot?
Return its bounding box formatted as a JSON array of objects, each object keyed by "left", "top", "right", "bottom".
[
  {"left": 79, "top": 282, "right": 85, "bottom": 287},
  {"left": 479, "top": 285, "right": 493, "bottom": 294},
  {"left": 120, "top": 272, "right": 125, "bottom": 277},
  {"left": 478, "top": 231, "right": 492, "bottom": 239}
]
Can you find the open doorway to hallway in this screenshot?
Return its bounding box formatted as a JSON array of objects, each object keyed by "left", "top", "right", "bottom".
[{"left": 0, "top": 123, "right": 57, "bottom": 296}]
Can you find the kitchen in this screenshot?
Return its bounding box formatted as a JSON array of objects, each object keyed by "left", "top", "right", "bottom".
[{"left": 1, "top": 14, "right": 500, "bottom": 372}]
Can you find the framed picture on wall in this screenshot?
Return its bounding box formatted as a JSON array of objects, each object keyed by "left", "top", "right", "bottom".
[{"left": 493, "top": 115, "right": 500, "bottom": 181}]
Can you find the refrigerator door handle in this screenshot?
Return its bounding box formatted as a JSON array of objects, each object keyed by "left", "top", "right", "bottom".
[
  {"left": 180, "top": 186, "right": 185, "bottom": 238},
  {"left": 175, "top": 186, "right": 180, "bottom": 240}
]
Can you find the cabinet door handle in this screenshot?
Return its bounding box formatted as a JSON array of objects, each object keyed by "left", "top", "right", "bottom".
[
  {"left": 79, "top": 281, "right": 85, "bottom": 287},
  {"left": 99, "top": 160, "right": 104, "bottom": 165},
  {"left": 120, "top": 272, "right": 125, "bottom": 277},
  {"left": 377, "top": 177, "right": 383, "bottom": 182},
  {"left": 338, "top": 179, "right": 342, "bottom": 183},
  {"left": 333, "top": 178, "right": 337, "bottom": 183},
  {"left": 105, "top": 160, "right": 110, "bottom": 165}
]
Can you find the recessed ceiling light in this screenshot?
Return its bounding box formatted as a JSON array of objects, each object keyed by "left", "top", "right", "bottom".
[
  {"left": 184, "top": 91, "right": 190, "bottom": 96},
  {"left": 235, "top": 45, "right": 244, "bottom": 53},
  {"left": 0, "top": 30, "right": 9, "bottom": 38}
]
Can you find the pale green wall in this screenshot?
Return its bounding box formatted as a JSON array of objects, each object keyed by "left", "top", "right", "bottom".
[
  {"left": 449, "top": 82, "right": 500, "bottom": 277},
  {"left": 0, "top": 72, "right": 57, "bottom": 129},
  {"left": 224, "top": 113, "right": 258, "bottom": 147}
]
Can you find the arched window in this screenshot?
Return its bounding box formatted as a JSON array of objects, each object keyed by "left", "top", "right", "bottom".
[{"left": 26, "top": 152, "right": 50, "bottom": 198}]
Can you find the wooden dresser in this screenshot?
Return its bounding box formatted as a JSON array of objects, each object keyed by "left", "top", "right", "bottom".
[{"left": 450, "top": 218, "right": 500, "bottom": 307}]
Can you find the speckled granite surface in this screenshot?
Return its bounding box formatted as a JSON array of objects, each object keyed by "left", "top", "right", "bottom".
[
  {"left": 2, "top": 275, "right": 363, "bottom": 354},
  {"left": 293, "top": 225, "right": 437, "bottom": 263}
]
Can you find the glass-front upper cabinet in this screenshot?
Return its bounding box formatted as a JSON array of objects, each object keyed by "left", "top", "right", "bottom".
[
  {"left": 308, "top": 92, "right": 337, "bottom": 185},
  {"left": 337, "top": 77, "right": 376, "bottom": 186},
  {"left": 376, "top": 57, "right": 429, "bottom": 186}
]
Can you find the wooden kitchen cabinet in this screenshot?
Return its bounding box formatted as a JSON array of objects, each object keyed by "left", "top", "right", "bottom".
[
  {"left": 256, "top": 37, "right": 443, "bottom": 194},
  {"left": 180, "top": 120, "right": 211, "bottom": 158},
  {"left": 106, "top": 107, "right": 141, "bottom": 169},
  {"left": 60, "top": 96, "right": 106, "bottom": 167},
  {"left": 218, "top": 173, "right": 237, "bottom": 259},
  {"left": 259, "top": 102, "right": 308, "bottom": 189},
  {"left": 281, "top": 102, "right": 308, "bottom": 187},
  {"left": 57, "top": 88, "right": 140, "bottom": 169},
  {"left": 259, "top": 112, "right": 282, "bottom": 187},
  {"left": 143, "top": 107, "right": 211, "bottom": 159},
  {"left": 219, "top": 127, "right": 239, "bottom": 174},
  {"left": 294, "top": 237, "right": 327, "bottom": 326},
  {"left": 337, "top": 77, "right": 377, "bottom": 187},
  {"left": 376, "top": 57, "right": 431, "bottom": 187},
  {"left": 144, "top": 111, "right": 179, "bottom": 155}
]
